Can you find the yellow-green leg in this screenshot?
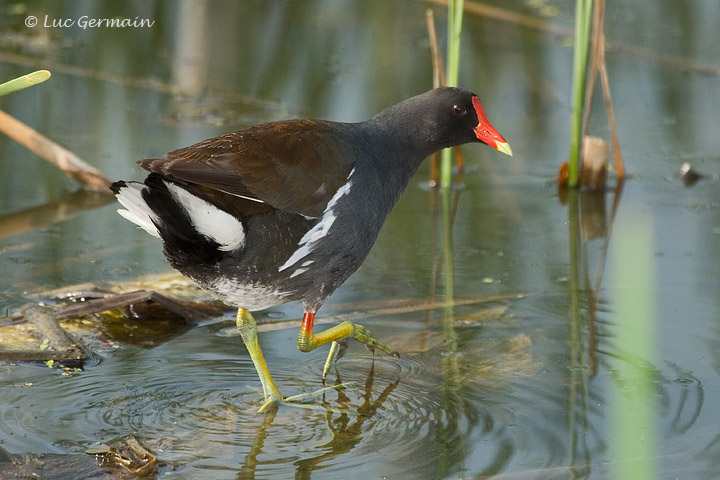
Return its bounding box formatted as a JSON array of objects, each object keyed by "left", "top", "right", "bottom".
[
  {"left": 236, "top": 308, "right": 348, "bottom": 413},
  {"left": 322, "top": 341, "right": 341, "bottom": 383},
  {"left": 297, "top": 312, "right": 396, "bottom": 355},
  {"left": 235, "top": 308, "right": 283, "bottom": 413},
  {"left": 298, "top": 312, "right": 397, "bottom": 380}
]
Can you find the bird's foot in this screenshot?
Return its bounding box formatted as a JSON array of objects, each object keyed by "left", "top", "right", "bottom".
[
  {"left": 351, "top": 323, "right": 398, "bottom": 357},
  {"left": 256, "top": 383, "right": 352, "bottom": 414},
  {"left": 321, "top": 340, "right": 347, "bottom": 384},
  {"left": 320, "top": 324, "right": 399, "bottom": 383}
]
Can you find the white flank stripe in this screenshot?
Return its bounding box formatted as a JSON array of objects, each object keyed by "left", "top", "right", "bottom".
[
  {"left": 229, "top": 192, "right": 265, "bottom": 204},
  {"left": 278, "top": 168, "right": 355, "bottom": 272},
  {"left": 289, "top": 267, "right": 308, "bottom": 278},
  {"left": 115, "top": 182, "right": 161, "bottom": 238},
  {"left": 278, "top": 211, "right": 336, "bottom": 271},
  {"left": 165, "top": 182, "right": 245, "bottom": 251}
]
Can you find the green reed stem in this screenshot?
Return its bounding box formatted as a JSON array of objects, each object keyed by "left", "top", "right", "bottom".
[
  {"left": 0, "top": 70, "right": 51, "bottom": 96},
  {"left": 440, "top": 0, "right": 464, "bottom": 189},
  {"left": 440, "top": 187, "right": 456, "bottom": 328},
  {"left": 566, "top": 190, "right": 591, "bottom": 470},
  {"left": 568, "top": 0, "right": 593, "bottom": 187},
  {"left": 610, "top": 212, "right": 657, "bottom": 480},
  {"left": 445, "top": 0, "right": 464, "bottom": 88}
]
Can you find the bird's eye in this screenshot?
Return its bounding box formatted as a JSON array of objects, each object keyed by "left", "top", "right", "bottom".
[{"left": 452, "top": 105, "right": 466, "bottom": 116}]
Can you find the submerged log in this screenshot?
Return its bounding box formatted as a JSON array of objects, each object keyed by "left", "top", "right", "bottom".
[
  {"left": 15, "top": 304, "right": 88, "bottom": 365},
  {"left": 0, "top": 285, "right": 221, "bottom": 365}
]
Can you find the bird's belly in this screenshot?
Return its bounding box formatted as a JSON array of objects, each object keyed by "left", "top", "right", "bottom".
[{"left": 205, "top": 276, "right": 292, "bottom": 311}]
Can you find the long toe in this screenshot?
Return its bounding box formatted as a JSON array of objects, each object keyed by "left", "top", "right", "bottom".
[
  {"left": 352, "top": 323, "right": 396, "bottom": 356},
  {"left": 257, "top": 392, "right": 284, "bottom": 414},
  {"left": 252, "top": 384, "right": 352, "bottom": 413}
]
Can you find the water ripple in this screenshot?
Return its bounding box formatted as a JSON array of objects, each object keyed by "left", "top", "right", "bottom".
[{"left": 1, "top": 315, "right": 577, "bottom": 479}]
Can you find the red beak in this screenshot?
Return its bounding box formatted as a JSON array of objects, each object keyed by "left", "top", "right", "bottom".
[{"left": 472, "top": 96, "right": 512, "bottom": 156}]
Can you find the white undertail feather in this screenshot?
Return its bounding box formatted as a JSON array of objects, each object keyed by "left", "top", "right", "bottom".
[
  {"left": 115, "top": 182, "right": 161, "bottom": 238},
  {"left": 164, "top": 182, "right": 245, "bottom": 252}
]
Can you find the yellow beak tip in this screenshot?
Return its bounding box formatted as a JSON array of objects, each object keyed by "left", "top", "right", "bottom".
[{"left": 495, "top": 142, "right": 513, "bottom": 157}]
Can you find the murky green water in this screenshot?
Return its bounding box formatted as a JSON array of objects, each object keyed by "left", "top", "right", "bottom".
[{"left": 1, "top": 1, "right": 719, "bottom": 478}]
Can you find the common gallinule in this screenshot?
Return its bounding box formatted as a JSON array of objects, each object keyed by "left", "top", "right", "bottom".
[{"left": 111, "top": 87, "right": 511, "bottom": 412}]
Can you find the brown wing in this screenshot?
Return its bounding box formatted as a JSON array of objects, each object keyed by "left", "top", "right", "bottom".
[{"left": 138, "top": 120, "right": 356, "bottom": 218}]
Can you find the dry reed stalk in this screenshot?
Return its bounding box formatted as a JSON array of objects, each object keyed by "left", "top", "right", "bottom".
[
  {"left": 582, "top": 0, "right": 624, "bottom": 184},
  {"left": 0, "top": 109, "right": 111, "bottom": 191}
]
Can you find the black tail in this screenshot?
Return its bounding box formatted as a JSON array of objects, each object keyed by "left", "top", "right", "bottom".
[{"left": 141, "top": 173, "right": 224, "bottom": 268}]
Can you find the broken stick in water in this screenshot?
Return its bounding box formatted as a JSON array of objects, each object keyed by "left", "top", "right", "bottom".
[{"left": 0, "top": 109, "right": 111, "bottom": 192}]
